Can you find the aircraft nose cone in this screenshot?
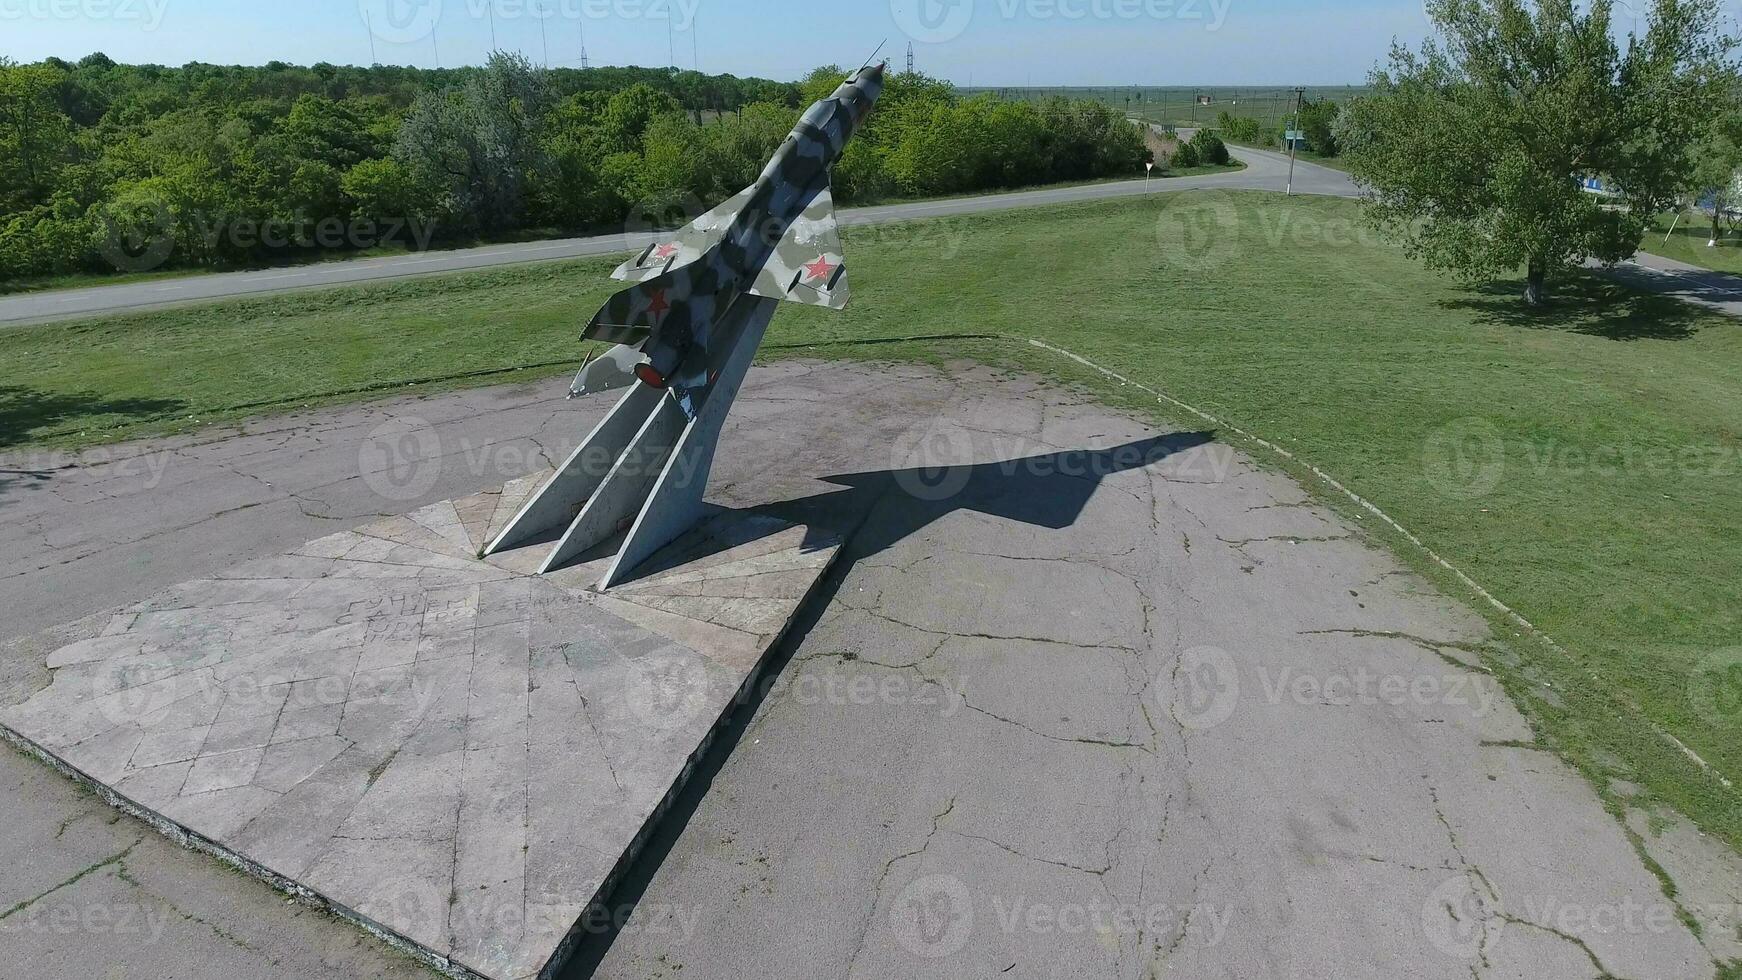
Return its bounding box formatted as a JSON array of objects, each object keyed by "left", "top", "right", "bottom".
[{"left": 866, "top": 62, "right": 887, "bottom": 80}]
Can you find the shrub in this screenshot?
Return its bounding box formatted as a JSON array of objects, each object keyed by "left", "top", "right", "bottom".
[
  {"left": 1215, "top": 111, "right": 1262, "bottom": 144},
  {"left": 1188, "top": 131, "right": 1230, "bottom": 166}
]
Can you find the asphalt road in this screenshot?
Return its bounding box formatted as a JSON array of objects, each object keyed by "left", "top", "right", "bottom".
[
  {"left": 0, "top": 142, "right": 1359, "bottom": 327},
  {"left": 3, "top": 362, "right": 1734, "bottom": 979}
]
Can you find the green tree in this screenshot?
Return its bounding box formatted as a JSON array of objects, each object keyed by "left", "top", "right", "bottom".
[
  {"left": 1189, "top": 130, "right": 1230, "bottom": 166},
  {"left": 0, "top": 59, "right": 75, "bottom": 213},
  {"left": 1296, "top": 98, "right": 1340, "bottom": 156},
  {"left": 1340, "top": 0, "right": 1735, "bottom": 305},
  {"left": 282, "top": 95, "right": 379, "bottom": 170},
  {"left": 1216, "top": 111, "right": 1264, "bottom": 145},
  {"left": 1686, "top": 93, "right": 1742, "bottom": 241},
  {"left": 594, "top": 84, "right": 683, "bottom": 155},
  {"left": 395, "top": 52, "right": 551, "bottom": 234},
  {"left": 341, "top": 156, "right": 438, "bottom": 222}
]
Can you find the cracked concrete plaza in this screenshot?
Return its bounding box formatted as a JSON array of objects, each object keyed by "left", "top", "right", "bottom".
[{"left": 2, "top": 360, "right": 1737, "bottom": 979}]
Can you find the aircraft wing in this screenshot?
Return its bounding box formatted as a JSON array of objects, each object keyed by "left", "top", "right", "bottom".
[
  {"left": 613, "top": 184, "right": 757, "bottom": 283},
  {"left": 746, "top": 182, "right": 850, "bottom": 310}
]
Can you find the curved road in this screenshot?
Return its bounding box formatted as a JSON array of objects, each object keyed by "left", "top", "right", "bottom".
[{"left": 0, "top": 139, "right": 1358, "bottom": 327}]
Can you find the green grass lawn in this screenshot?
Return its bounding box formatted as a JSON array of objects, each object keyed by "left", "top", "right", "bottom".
[
  {"left": 1644, "top": 211, "right": 1742, "bottom": 275},
  {"left": 0, "top": 266, "right": 217, "bottom": 297},
  {"left": 4, "top": 191, "right": 1740, "bottom": 863}
]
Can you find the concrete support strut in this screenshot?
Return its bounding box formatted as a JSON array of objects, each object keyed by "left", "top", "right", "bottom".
[{"left": 484, "top": 294, "right": 780, "bottom": 588}]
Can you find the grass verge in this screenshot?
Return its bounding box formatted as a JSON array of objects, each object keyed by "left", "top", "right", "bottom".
[
  {"left": 1644, "top": 212, "right": 1742, "bottom": 275},
  {"left": 2, "top": 190, "right": 1739, "bottom": 860}
]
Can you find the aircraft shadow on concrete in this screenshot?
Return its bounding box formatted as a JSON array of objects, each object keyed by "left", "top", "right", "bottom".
[
  {"left": 622, "top": 432, "right": 1219, "bottom": 584},
  {"left": 560, "top": 430, "right": 1218, "bottom": 977},
  {"left": 801, "top": 431, "right": 1218, "bottom": 561}
]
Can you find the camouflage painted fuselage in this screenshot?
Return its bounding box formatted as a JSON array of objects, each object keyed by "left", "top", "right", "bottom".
[{"left": 584, "top": 64, "right": 885, "bottom": 393}]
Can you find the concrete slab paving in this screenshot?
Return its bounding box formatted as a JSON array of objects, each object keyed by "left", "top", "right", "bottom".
[
  {"left": 2, "top": 360, "right": 1736, "bottom": 980},
  {"left": 1, "top": 475, "right": 839, "bottom": 980}
]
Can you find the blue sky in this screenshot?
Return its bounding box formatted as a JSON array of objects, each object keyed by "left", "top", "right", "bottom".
[{"left": 1, "top": 0, "right": 1429, "bottom": 84}]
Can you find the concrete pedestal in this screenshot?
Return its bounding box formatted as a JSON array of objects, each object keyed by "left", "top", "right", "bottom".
[{"left": 0, "top": 471, "right": 839, "bottom": 980}]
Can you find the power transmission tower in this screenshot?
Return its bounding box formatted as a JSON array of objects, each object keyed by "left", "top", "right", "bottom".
[
  {"left": 578, "top": 14, "right": 590, "bottom": 68},
  {"left": 539, "top": 1, "right": 549, "bottom": 67},
  {"left": 1287, "top": 86, "right": 1304, "bottom": 195},
  {"left": 906, "top": 42, "right": 915, "bottom": 74}
]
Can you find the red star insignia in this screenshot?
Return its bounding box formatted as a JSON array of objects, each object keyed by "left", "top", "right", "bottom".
[
  {"left": 803, "top": 256, "right": 836, "bottom": 282},
  {"left": 645, "top": 289, "right": 670, "bottom": 320},
  {"left": 652, "top": 243, "right": 679, "bottom": 259}
]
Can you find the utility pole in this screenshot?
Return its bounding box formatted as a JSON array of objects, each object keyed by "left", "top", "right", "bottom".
[{"left": 1287, "top": 86, "right": 1304, "bottom": 196}]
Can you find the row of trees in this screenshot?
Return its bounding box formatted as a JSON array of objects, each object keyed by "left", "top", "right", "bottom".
[
  {"left": 0, "top": 54, "right": 1148, "bottom": 283},
  {"left": 1204, "top": 101, "right": 1341, "bottom": 157}
]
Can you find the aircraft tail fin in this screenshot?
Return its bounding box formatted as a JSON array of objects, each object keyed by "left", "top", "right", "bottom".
[{"left": 583, "top": 266, "right": 688, "bottom": 347}]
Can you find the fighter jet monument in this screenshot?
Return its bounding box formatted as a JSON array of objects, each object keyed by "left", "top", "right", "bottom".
[{"left": 486, "top": 63, "right": 887, "bottom": 587}]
